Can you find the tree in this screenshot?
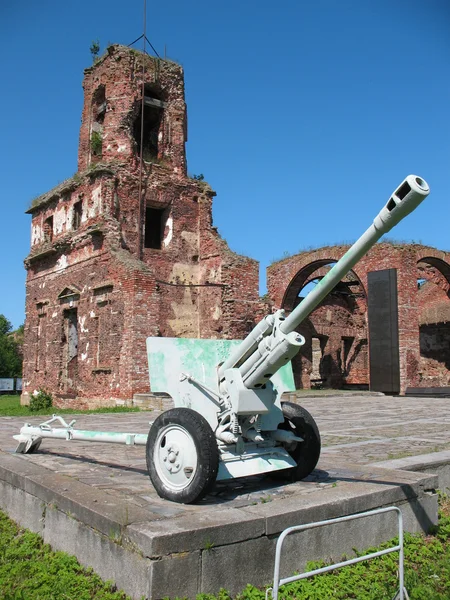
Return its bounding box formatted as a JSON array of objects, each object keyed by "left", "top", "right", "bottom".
[
  {"left": 90, "top": 39, "right": 100, "bottom": 63},
  {"left": 0, "top": 315, "right": 23, "bottom": 377},
  {"left": 0, "top": 314, "right": 11, "bottom": 336}
]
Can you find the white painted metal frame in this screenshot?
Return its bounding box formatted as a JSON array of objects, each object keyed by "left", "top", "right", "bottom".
[
  {"left": 14, "top": 415, "right": 149, "bottom": 452},
  {"left": 266, "top": 506, "right": 409, "bottom": 600}
]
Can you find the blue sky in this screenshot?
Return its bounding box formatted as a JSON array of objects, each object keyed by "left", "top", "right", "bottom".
[{"left": 1, "top": 0, "right": 449, "bottom": 329}]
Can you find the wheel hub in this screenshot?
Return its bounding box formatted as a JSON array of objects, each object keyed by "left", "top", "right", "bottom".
[
  {"left": 163, "top": 445, "right": 181, "bottom": 473},
  {"left": 154, "top": 425, "right": 198, "bottom": 489}
]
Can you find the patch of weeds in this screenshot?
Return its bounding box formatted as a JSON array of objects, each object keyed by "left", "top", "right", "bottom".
[
  {"left": 259, "top": 495, "right": 272, "bottom": 504},
  {"left": 91, "top": 131, "right": 103, "bottom": 156},
  {"left": 29, "top": 192, "right": 45, "bottom": 209},
  {"left": 270, "top": 250, "right": 294, "bottom": 264},
  {"left": 108, "top": 529, "right": 123, "bottom": 546},
  {"left": 142, "top": 152, "right": 171, "bottom": 168},
  {"left": 391, "top": 445, "right": 446, "bottom": 460},
  {"left": 381, "top": 237, "right": 425, "bottom": 247},
  {"left": 195, "top": 590, "right": 231, "bottom": 600}
]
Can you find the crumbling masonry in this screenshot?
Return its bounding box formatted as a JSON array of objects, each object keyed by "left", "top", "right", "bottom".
[
  {"left": 22, "top": 45, "right": 450, "bottom": 406},
  {"left": 22, "top": 46, "right": 262, "bottom": 407},
  {"left": 267, "top": 243, "right": 450, "bottom": 394}
]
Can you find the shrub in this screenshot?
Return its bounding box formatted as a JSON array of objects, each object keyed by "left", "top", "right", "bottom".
[{"left": 29, "top": 389, "right": 53, "bottom": 412}]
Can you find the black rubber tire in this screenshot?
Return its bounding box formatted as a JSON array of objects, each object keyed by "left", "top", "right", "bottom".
[
  {"left": 277, "top": 401, "right": 321, "bottom": 480},
  {"left": 146, "top": 408, "right": 219, "bottom": 504}
]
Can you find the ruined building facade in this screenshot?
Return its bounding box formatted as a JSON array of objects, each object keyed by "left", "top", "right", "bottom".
[
  {"left": 267, "top": 243, "right": 450, "bottom": 394},
  {"left": 22, "top": 45, "right": 449, "bottom": 405},
  {"left": 22, "top": 46, "right": 261, "bottom": 407}
]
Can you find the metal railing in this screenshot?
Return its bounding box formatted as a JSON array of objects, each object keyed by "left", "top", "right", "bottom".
[{"left": 266, "top": 506, "right": 409, "bottom": 600}]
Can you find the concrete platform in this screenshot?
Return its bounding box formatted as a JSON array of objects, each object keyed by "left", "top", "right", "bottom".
[{"left": 0, "top": 394, "right": 449, "bottom": 599}]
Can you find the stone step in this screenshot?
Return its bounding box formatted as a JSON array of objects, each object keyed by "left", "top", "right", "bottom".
[
  {"left": 132, "top": 393, "right": 174, "bottom": 411},
  {"left": 406, "top": 386, "right": 450, "bottom": 397},
  {"left": 282, "top": 389, "right": 384, "bottom": 402}
]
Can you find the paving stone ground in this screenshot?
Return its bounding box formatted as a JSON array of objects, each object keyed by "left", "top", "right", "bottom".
[{"left": 1, "top": 394, "right": 449, "bottom": 516}]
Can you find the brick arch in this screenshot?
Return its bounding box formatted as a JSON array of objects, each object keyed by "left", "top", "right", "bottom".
[
  {"left": 415, "top": 246, "right": 450, "bottom": 268},
  {"left": 267, "top": 246, "right": 367, "bottom": 311},
  {"left": 282, "top": 259, "right": 367, "bottom": 312},
  {"left": 415, "top": 250, "right": 450, "bottom": 388},
  {"left": 417, "top": 254, "right": 450, "bottom": 293},
  {"left": 267, "top": 242, "right": 450, "bottom": 393},
  {"left": 268, "top": 247, "right": 369, "bottom": 391}
]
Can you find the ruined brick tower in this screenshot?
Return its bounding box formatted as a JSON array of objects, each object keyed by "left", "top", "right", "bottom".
[{"left": 22, "top": 45, "right": 261, "bottom": 407}]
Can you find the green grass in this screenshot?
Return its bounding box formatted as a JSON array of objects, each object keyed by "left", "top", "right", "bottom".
[
  {"left": 2, "top": 498, "right": 450, "bottom": 599},
  {"left": 0, "top": 509, "right": 131, "bottom": 600},
  {"left": 196, "top": 495, "right": 450, "bottom": 600},
  {"left": 0, "top": 395, "right": 140, "bottom": 418}
]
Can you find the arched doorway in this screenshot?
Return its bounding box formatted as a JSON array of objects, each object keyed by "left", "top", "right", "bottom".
[
  {"left": 417, "top": 257, "right": 450, "bottom": 387},
  {"left": 282, "top": 260, "right": 368, "bottom": 390},
  {"left": 283, "top": 259, "right": 369, "bottom": 389}
]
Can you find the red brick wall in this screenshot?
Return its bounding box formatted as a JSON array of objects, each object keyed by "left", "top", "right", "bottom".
[
  {"left": 22, "top": 46, "right": 263, "bottom": 407},
  {"left": 267, "top": 244, "right": 450, "bottom": 394},
  {"left": 78, "top": 46, "right": 187, "bottom": 174},
  {"left": 417, "top": 268, "right": 450, "bottom": 386}
]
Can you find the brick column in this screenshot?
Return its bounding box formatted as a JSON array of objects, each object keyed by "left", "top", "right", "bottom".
[{"left": 118, "top": 266, "right": 160, "bottom": 399}]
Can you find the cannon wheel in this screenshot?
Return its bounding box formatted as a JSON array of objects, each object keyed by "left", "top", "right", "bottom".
[
  {"left": 146, "top": 407, "right": 219, "bottom": 504},
  {"left": 277, "top": 401, "right": 321, "bottom": 480}
]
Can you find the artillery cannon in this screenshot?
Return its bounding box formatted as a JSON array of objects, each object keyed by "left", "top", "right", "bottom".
[{"left": 14, "top": 175, "right": 430, "bottom": 504}]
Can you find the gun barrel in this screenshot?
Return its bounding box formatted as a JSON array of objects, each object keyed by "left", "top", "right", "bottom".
[
  {"left": 218, "top": 314, "right": 275, "bottom": 382},
  {"left": 279, "top": 174, "right": 429, "bottom": 335}
]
